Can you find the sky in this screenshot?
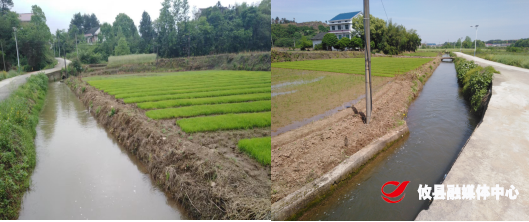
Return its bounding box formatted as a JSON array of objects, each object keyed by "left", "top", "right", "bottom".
[
  {"left": 272, "top": 0, "right": 529, "bottom": 44},
  {"left": 12, "top": 0, "right": 260, "bottom": 33}
]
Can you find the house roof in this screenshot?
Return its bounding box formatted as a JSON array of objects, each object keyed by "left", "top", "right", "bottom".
[
  {"left": 85, "top": 27, "right": 100, "bottom": 36},
  {"left": 18, "top": 13, "right": 33, "bottom": 22},
  {"left": 311, "top": 32, "right": 327, "bottom": 41},
  {"left": 330, "top": 11, "right": 361, "bottom": 21}
]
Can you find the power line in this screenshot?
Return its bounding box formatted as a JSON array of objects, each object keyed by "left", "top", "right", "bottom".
[{"left": 381, "top": 0, "right": 389, "bottom": 21}]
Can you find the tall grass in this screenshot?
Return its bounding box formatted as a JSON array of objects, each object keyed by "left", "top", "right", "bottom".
[
  {"left": 146, "top": 101, "right": 271, "bottom": 119},
  {"left": 107, "top": 53, "right": 157, "bottom": 68},
  {"left": 0, "top": 73, "right": 48, "bottom": 219},
  {"left": 481, "top": 54, "right": 529, "bottom": 69},
  {"left": 176, "top": 112, "right": 271, "bottom": 133},
  {"left": 238, "top": 137, "right": 271, "bottom": 166}
]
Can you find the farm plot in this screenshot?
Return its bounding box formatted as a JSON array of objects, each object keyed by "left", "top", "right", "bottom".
[
  {"left": 271, "top": 57, "right": 433, "bottom": 77},
  {"left": 86, "top": 70, "right": 271, "bottom": 165}
]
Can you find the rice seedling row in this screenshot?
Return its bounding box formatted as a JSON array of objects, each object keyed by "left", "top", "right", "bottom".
[
  {"left": 113, "top": 81, "right": 271, "bottom": 98},
  {"left": 237, "top": 137, "right": 271, "bottom": 166},
  {"left": 176, "top": 112, "right": 271, "bottom": 133},
  {"left": 146, "top": 101, "right": 271, "bottom": 119},
  {"left": 271, "top": 57, "right": 432, "bottom": 77},
  {"left": 115, "top": 83, "right": 271, "bottom": 99},
  {"left": 124, "top": 87, "right": 271, "bottom": 103},
  {"left": 137, "top": 93, "right": 271, "bottom": 110}
]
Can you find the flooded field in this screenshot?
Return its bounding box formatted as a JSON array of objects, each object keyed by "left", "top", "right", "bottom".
[
  {"left": 18, "top": 82, "right": 186, "bottom": 219},
  {"left": 300, "top": 57, "right": 479, "bottom": 220}
]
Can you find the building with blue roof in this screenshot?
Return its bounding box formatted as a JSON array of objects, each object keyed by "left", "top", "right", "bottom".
[{"left": 328, "top": 11, "right": 363, "bottom": 40}]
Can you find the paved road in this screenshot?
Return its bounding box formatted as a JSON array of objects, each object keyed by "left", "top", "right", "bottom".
[
  {"left": 0, "top": 58, "right": 70, "bottom": 102},
  {"left": 416, "top": 52, "right": 529, "bottom": 220}
]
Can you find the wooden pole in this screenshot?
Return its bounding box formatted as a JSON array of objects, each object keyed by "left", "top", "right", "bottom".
[{"left": 363, "top": 0, "right": 372, "bottom": 124}]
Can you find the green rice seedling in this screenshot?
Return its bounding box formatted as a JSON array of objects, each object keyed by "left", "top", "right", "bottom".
[
  {"left": 146, "top": 100, "right": 271, "bottom": 119},
  {"left": 115, "top": 83, "right": 271, "bottom": 99},
  {"left": 177, "top": 112, "right": 271, "bottom": 133},
  {"left": 238, "top": 137, "right": 271, "bottom": 166},
  {"left": 123, "top": 87, "right": 271, "bottom": 103},
  {"left": 137, "top": 93, "right": 271, "bottom": 109},
  {"left": 271, "top": 57, "right": 432, "bottom": 77}
]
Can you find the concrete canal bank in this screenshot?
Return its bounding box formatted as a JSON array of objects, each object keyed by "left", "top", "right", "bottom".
[{"left": 416, "top": 53, "right": 529, "bottom": 220}]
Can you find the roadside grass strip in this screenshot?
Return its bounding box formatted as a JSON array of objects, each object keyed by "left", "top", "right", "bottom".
[
  {"left": 0, "top": 74, "right": 48, "bottom": 219},
  {"left": 115, "top": 83, "right": 271, "bottom": 99},
  {"left": 146, "top": 100, "right": 271, "bottom": 119},
  {"left": 238, "top": 137, "right": 271, "bottom": 166},
  {"left": 137, "top": 93, "right": 271, "bottom": 109},
  {"left": 177, "top": 112, "right": 271, "bottom": 133},
  {"left": 123, "top": 87, "right": 271, "bottom": 103},
  {"left": 271, "top": 57, "right": 432, "bottom": 77}
]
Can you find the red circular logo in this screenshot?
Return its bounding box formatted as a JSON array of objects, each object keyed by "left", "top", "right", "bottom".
[{"left": 381, "top": 181, "right": 410, "bottom": 203}]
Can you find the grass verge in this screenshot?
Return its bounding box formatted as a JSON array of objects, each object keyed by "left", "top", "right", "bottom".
[
  {"left": 177, "top": 112, "right": 271, "bottom": 133},
  {"left": 0, "top": 73, "right": 48, "bottom": 219},
  {"left": 238, "top": 137, "right": 271, "bottom": 166},
  {"left": 107, "top": 53, "right": 157, "bottom": 68}
]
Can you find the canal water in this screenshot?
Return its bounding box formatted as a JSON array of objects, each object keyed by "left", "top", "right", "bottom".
[
  {"left": 19, "top": 82, "right": 186, "bottom": 219},
  {"left": 301, "top": 57, "right": 479, "bottom": 220}
]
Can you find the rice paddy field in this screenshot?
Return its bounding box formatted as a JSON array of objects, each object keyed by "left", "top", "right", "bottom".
[
  {"left": 85, "top": 70, "right": 271, "bottom": 165},
  {"left": 271, "top": 57, "right": 432, "bottom": 77},
  {"left": 403, "top": 52, "right": 439, "bottom": 57}
]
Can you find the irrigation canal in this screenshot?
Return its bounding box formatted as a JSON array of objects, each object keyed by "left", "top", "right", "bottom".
[
  {"left": 300, "top": 56, "right": 479, "bottom": 220},
  {"left": 18, "top": 82, "right": 186, "bottom": 219}
]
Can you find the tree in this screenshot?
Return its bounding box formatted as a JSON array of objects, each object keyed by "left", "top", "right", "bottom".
[
  {"left": 139, "top": 11, "right": 154, "bottom": 53},
  {"left": 349, "top": 36, "right": 363, "bottom": 50},
  {"left": 322, "top": 33, "right": 338, "bottom": 50},
  {"left": 0, "top": 0, "right": 13, "bottom": 14},
  {"left": 352, "top": 14, "right": 386, "bottom": 51},
  {"left": 336, "top": 37, "right": 350, "bottom": 51},
  {"left": 463, "top": 36, "right": 472, "bottom": 48},
  {"left": 16, "top": 5, "right": 54, "bottom": 70},
  {"left": 69, "top": 13, "right": 84, "bottom": 35},
  {"left": 114, "top": 37, "right": 130, "bottom": 56},
  {"left": 298, "top": 36, "right": 312, "bottom": 51},
  {"left": 89, "top": 13, "right": 99, "bottom": 29},
  {"left": 318, "top": 24, "right": 329, "bottom": 33}
]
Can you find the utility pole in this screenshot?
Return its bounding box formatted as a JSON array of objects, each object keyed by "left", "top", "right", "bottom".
[
  {"left": 13, "top": 27, "right": 20, "bottom": 72},
  {"left": 471, "top": 25, "right": 479, "bottom": 56},
  {"left": 1, "top": 41, "right": 5, "bottom": 72},
  {"left": 188, "top": 35, "right": 190, "bottom": 58},
  {"left": 363, "top": 0, "right": 372, "bottom": 124},
  {"left": 63, "top": 34, "right": 67, "bottom": 78}
]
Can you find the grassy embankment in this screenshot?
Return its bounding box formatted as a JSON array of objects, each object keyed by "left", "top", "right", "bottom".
[
  {"left": 454, "top": 56, "right": 499, "bottom": 114},
  {"left": 403, "top": 52, "right": 439, "bottom": 57},
  {"left": 271, "top": 57, "right": 434, "bottom": 131},
  {"left": 107, "top": 54, "right": 157, "bottom": 68},
  {"left": 0, "top": 74, "right": 48, "bottom": 219},
  {"left": 85, "top": 70, "right": 271, "bottom": 165},
  {"left": 463, "top": 49, "right": 529, "bottom": 69}
]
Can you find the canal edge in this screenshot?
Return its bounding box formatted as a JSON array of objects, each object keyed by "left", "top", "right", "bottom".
[{"left": 271, "top": 123, "right": 409, "bottom": 221}]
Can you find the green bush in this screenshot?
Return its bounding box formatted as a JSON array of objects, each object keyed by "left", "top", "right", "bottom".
[
  {"left": 275, "top": 38, "right": 294, "bottom": 48},
  {"left": 454, "top": 57, "right": 497, "bottom": 112},
  {"left": 0, "top": 74, "right": 48, "bottom": 219},
  {"left": 336, "top": 37, "right": 351, "bottom": 51},
  {"left": 314, "top": 43, "right": 323, "bottom": 50},
  {"left": 322, "top": 33, "right": 338, "bottom": 50}
]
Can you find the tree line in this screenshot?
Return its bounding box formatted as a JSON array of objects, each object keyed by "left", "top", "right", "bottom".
[
  {"left": 54, "top": 0, "right": 271, "bottom": 64},
  {"left": 0, "top": 0, "right": 55, "bottom": 72}
]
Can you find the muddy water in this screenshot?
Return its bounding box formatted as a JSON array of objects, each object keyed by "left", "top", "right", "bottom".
[
  {"left": 301, "top": 57, "right": 479, "bottom": 220},
  {"left": 19, "top": 82, "right": 186, "bottom": 219}
]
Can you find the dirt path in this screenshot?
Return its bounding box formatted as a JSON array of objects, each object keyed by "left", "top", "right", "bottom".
[
  {"left": 271, "top": 58, "right": 441, "bottom": 204},
  {"left": 0, "top": 58, "right": 70, "bottom": 101}
]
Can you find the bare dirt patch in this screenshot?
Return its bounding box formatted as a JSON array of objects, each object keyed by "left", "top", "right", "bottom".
[
  {"left": 271, "top": 58, "right": 441, "bottom": 204},
  {"left": 65, "top": 77, "right": 271, "bottom": 220}
]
